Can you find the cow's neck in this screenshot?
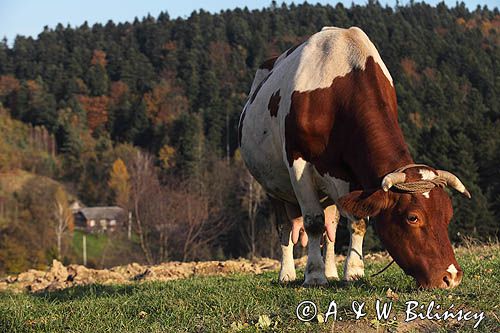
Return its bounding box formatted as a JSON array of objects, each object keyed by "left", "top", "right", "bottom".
[
  {"left": 345, "top": 112, "right": 414, "bottom": 190},
  {"left": 337, "top": 57, "right": 414, "bottom": 189}
]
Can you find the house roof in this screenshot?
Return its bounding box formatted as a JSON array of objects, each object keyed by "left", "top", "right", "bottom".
[
  {"left": 78, "top": 206, "right": 126, "bottom": 221},
  {"left": 70, "top": 201, "right": 84, "bottom": 212}
]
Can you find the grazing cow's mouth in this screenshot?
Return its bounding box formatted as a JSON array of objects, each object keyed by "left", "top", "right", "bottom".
[{"left": 413, "top": 266, "right": 463, "bottom": 289}]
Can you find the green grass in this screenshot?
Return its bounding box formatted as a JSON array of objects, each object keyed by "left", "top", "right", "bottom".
[
  {"left": 72, "top": 231, "right": 110, "bottom": 265},
  {"left": 0, "top": 244, "right": 498, "bottom": 332}
]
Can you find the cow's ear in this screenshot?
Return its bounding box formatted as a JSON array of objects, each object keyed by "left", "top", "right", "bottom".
[{"left": 337, "top": 189, "right": 392, "bottom": 218}]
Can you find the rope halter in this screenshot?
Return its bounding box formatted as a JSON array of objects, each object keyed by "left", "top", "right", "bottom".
[{"left": 381, "top": 163, "right": 471, "bottom": 198}]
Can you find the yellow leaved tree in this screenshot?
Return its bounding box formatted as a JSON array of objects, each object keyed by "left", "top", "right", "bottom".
[{"left": 108, "top": 158, "right": 130, "bottom": 208}]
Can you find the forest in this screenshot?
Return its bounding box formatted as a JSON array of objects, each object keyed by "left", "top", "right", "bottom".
[{"left": 0, "top": 1, "right": 498, "bottom": 273}]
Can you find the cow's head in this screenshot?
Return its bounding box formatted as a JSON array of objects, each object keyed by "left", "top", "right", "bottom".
[{"left": 338, "top": 166, "right": 470, "bottom": 289}]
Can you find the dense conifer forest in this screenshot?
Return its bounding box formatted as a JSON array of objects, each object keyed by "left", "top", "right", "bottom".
[{"left": 0, "top": 1, "right": 498, "bottom": 273}]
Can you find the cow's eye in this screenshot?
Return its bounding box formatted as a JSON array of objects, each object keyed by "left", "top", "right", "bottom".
[{"left": 407, "top": 215, "right": 418, "bottom": 223}]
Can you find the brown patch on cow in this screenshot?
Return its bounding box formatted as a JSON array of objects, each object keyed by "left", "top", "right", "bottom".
[
  {"left": 349, "top": 219, "right": 367, "bottom": 235},
  {"left": 249, "top": 72, "right": 272, "bottom": 104},
  {"left": 259, "top": 56, "right": 278, "bottom": 70},
  {"left": 268, "top": 90, "right": 281, "bottom": 117},
  {"left": 284, "top": 56, "right": 413, "bottom": 188}
]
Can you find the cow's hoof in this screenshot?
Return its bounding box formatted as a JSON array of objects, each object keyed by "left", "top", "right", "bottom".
[
  {"left": 344, "top": 274, "right": 364, "bottom": 281},
  {"left": 325, "top": 265, "right": 339, "bottom": 280},
  {"left": 344, "top": 265, "right": 365, "bottom": 281},
  {"left": 326, "top": 274, "right": 339, "bottom": 281},
  {"left": 303, "top": 273, "right": 328, "bottom": 287},
  {"left": 279, "top": 270, "right": 297, "bottom": 283}
]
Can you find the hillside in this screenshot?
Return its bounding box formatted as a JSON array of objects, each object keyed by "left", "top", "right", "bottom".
[
  {"left": 0, "top": 169, "right": 59, "bottom": 195},
  {"left": 0, "top": 107, "right": 56, "bottom": 176},
  {"left": 0, "top": 168, "right": 61, "bottom": 227},
  {"left": 0, "top": 1, "right": 498, "bottom": 273},
  {"left": 0, "top": 243, "right": 498, "bottom": 332}
]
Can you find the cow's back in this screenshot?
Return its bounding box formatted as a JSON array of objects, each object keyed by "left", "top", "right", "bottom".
[{"left": 239, "top": 27, "right": 393, "bottom": 202}]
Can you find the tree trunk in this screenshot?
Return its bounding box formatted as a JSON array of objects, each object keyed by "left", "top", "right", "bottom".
[
  {"left": 159, "top": 230, "right": 165, "bottom": 263},
  {"left": 56, "top": 229, "right": 62, "bottom": 260},
  {"left": 134, "top": 199, "right": 153, "bottom": 264}
]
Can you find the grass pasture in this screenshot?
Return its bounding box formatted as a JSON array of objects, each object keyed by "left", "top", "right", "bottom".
[{"left": 0, "top": 243, "right": 498, "bottom": 332}]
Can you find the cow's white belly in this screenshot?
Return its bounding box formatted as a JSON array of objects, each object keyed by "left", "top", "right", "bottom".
[{"left": 240, "top": 103, "right": 297, "bottom": 203}]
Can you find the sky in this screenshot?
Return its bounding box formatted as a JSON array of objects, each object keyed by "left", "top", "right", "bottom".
[{"left": 0, "top": 0, "right": 498, "bottom": 44}]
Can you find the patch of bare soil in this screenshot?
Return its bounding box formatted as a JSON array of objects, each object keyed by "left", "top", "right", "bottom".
[{"left": 0, "top": 252, "right": 392, "bottom": 293}]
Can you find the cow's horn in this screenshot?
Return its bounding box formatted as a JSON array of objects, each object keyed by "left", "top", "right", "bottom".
[
  {"left": 436, "top": 170, "right": 471, "bottom": 198},
  {"left": 381, "top": 172, "right": 406, "bottom": 192}
]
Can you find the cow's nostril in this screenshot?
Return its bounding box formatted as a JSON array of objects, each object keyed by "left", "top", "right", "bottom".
[{"left": 443, "top": 275, "right": 451, "bottom": 287}]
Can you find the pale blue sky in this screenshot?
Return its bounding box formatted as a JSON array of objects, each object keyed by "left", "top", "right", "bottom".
[{"left": 0, "top": 0, "right": 498, "bottom": 44}]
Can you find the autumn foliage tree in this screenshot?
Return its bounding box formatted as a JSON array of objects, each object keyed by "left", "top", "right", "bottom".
[
  {"left": 77, "top": 95, "right": 110, "bottom": 132},
  {"left": 108, "top": 158, "right": 131, "bottom": 209},
  {"left": 143, "top": 72, "right": 189, "bottom": 127},
  {"left": 0, "top": 75, "right": 20, "bottom": 99},
  {"left": 87, "top": 50, "right": 109, "bottom": 96}
]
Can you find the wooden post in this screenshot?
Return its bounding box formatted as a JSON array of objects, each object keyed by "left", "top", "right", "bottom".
[{"left": 83, "top": 234, "right": 87, "bottom": 266}]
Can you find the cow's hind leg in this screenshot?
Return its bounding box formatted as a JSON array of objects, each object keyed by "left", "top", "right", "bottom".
[
  {"left": 271, "top": 198, "right": 296, "bottom": 283},
  {"left": 288, "top": 159, "right": 327, "bottom": 286},
  {"left": 324, "top": 205, "right": 340, "bottom": 280},
  {"left": 279, "top": 229, "right": 296, "bottom": 282},
  {"left": 279, "top": 219, "right": 296, "bottom": 283},
  {"left": 344, "top": 218, "right": 367, "bottom": 281}
]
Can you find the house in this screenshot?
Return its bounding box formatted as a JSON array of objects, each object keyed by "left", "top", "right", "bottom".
[
  {"left": 69, "top": 200, "right": 84, "bottom": 213},
  {"left": 74, "top": 206, "right": 127, "bottom": 233}
]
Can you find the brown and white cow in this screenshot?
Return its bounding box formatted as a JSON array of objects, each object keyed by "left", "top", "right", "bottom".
[{"left": 239, "top": 27, "right": 470, "bottom": 288}]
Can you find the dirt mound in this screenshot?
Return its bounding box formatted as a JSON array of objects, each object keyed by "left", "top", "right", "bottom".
[
  {"left": 0, "top": 252, "right": 392, "bottom": 293},
  {"left": 0, "top": 258, "right": 281, "bottom": 293}
]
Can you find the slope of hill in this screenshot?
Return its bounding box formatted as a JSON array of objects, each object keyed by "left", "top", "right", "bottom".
[
  {"left": 0, "top": 169, "right": 58, "bottom": 195},
  {"left": 0, "top": 110, "right": 74, "bottom": 273},
  {"left": 0, "top": 107, "right": 56, "bottom": 176}
]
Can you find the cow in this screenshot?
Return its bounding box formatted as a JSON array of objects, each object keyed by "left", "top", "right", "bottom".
[{"left": 238, "top": 27, "right": 471, "bottom": 289}]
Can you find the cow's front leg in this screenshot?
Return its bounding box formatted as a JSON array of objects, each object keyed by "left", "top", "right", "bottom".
[
  {"left": 278, "top": 220, "right": 296, "bottom": 283},
  {"left": 324, "top": 205, "right": 340, "bottom": 280},
  {"left": 303, "top": 214, "right": 327, "bottom": 286},
  {"left": 344, "top": 218, "right": 367, "bottom": 281},
  {"left": 288, "top": 158, "right": 327, "bottom": 287}
]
